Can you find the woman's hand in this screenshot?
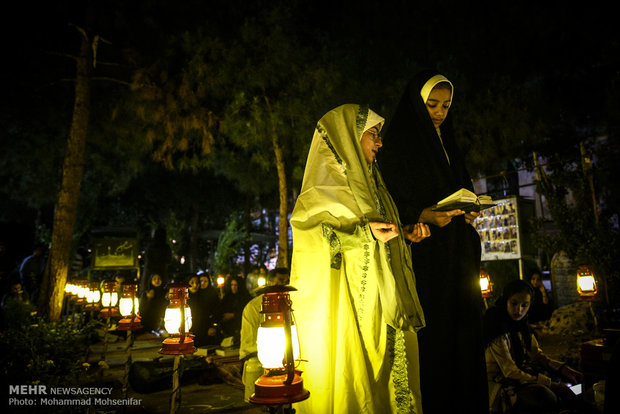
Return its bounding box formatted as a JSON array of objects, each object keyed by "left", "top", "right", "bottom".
[
  {"left": 561, "top": 365, "right": 584, "bottom": 384},
  {"left": 464, "top": 211, "right": 480, "bottom": 224},
  {"left": 403, "top": 223, "right": 431, "bottom": 243},
  {"left": 369, "top": 221, "right": 399, "bottom": 243},
  {"left": 419, "top": 207, "right": 464, "bottom": 227}
]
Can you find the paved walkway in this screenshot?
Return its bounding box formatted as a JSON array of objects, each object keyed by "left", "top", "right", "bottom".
[{"left": 86, "top": 331, "right": 265, "bottom": 413}]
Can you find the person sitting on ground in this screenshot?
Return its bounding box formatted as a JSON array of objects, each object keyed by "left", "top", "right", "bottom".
[
  {"left": 239, "top": 267, "right": 290, "bottom": 402},
  {"left": 199, "top": 273, "right": 221, "bottom": 345},
  {"left": 217, "top": 275, "right": 251, "bottom": 343},
  {"left": 188, "top": 273, "right": 219, "bottom": 346},
  {"left": 484, "top": 279, "right": 586, "bottom": 414},
  {"left": 139, "top": 273, "right": 167, "bottom": 334},
  {"left": 528, "top": 271, "right": 553, "bottom": 323}
]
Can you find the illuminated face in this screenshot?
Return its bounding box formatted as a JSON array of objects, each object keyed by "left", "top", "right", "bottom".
[
  {"left": 199, "top": 276, "right": 210, "bottom": 289},
  {"left": 425, "top": 86, "right": 451, "bottom": 128},
  {"left": 151, "top": 274, "right": 162, "bottom": 287},
  {"left": 530, "top": 273, "right": 542, "bottom": 288},
  {"left": 230, "top": 280, "right": 239, "bottom": 294},
  {"left": 360, "top": 123, "right": 383, "bottom": 164},
  {"left": 506, "top": 292, "right": 531, "bottom": 321},
  {"left": 189, "top": 277, "right": 199, "bottom": 293}
]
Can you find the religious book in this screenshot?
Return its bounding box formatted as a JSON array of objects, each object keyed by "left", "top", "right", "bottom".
[{"left": 432, "top": 188, "right": 495, "bottom": 212}]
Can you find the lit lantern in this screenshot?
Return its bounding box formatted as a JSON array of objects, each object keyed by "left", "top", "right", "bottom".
[
  {"left": 100, "top": 280, "right": 120, "bottom": 317},
  {"left": 85, "top": 281, "right": 101, "bottom": 310},
  {"left": 257, "top": 276, "right": 266, "bottom": 288},
  {"left": 159, "top": 283, "right": 196, "bottom": 355},
  {"left": 480, "top": 269, "right": 493, "bottom": 299},
  {"left": 64, "top": 280, "right": 73, "bottom": 295},
  {"left": 217, "top": 275, "right": 225, "bottom": 288},
  {"left": 577, "top": 265, "right": 598, "bottom": 300},
  {"left": 117, "top": 282, "right": 142, "bottom": 331},
  {"left": 250, "top": 285, "right": 309, "bottom": 406},
  {"left": 75, "top": 279, "right": 89, "bottom": 304}
]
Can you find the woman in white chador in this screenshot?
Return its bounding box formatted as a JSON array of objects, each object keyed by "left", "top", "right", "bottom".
[{"left": 290, "top": 104, "right": 429, "bottom": 413}]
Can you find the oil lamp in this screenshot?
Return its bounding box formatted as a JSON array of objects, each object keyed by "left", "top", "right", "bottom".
[
  {"left": 75, "top": 279, "right": 89, "bottom": 305},
  {"left": 64, "top": 279, "right": 75, "bottom": 296},
  {"left": 99, "top": 280, "right": 119, "bottom": 317},
  {"left": 577, "top": 265, "right": 598, "bottom": 300},
  {"left": 159, "top": 283, "right": 196, "bottom": 355},
  {"left": 117, "top": 282, "right": 142, "bottom": 331},
  {"left": 85, "top": 281, "right": 101, "bottom": 310},
  {"left": 217, "top": 275, "right": 225, "bottom": 287},
  {"left": 250, "top": 285, "right": 309, "bottom": 406},
  {"left": 480, "top": 269, "right": 493, "bottom": 299}
]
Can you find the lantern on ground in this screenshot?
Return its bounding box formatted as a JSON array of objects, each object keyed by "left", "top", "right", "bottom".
[
  {"left": 117, "top": 282, "right": 142, "bottom": 330},
  {"left": 85, "top": 281, "right": 101, "bottom": 310},
  {"left": 159, "top": 283, "right": 196, "bottom": 355},
  {"left": 250, "top": 285, "right": 309, "bottom": 406},
  {"left": 577, "top": 265, "right": 598, "bottom": 300},
  {"left": 99, "top": 280, "right": 120, "bottom": 317},
  {"left": 480, "top": 270, "right": 493, "bottom": 299},
  {"left": 64, "top": 279, "right": 75, "bottom": 296},
  {"left": 75, "top": 279, "right": 89, "bottom": 305}
]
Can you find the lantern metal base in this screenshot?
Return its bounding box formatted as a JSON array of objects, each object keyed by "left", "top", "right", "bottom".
[
  {"left": 99, "top": 308, "right": 120, "bottom": 318},
  {"left": 117, "top": 317, "right": 143, "bottom": 331},
  {"left": 250, "top": 370, "right": 310, "bottom": 406},
  {"left": 158, "top": 335, "right": 196, "bottom": 355}
]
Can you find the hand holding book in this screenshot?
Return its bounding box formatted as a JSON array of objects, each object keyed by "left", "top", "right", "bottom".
[{"left": 431, "top": 189, "right": 495, "bottom": 213}]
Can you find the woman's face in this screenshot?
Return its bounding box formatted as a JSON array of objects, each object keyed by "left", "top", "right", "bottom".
[
  {"left": 200, "top": 276, "right": 210, "bottom": 289},
  {"left": 530, "top": 273, "right": 542, "bottom": 288},
  {"left": 361, "top": 123, "right": 383, "bottom": 164},
  {"left": 506, "top": 292, "right": 531, "bottom": 321},
  {"left": 425, "top": 87, "right": 451, "bottom": 128},
  {"left": 189, "top": 277, "right": 199, "bottom": 292},
  {"left": 151, "top": 274, "right": 162, "bottom": 287},
  {"left": 230, "top": 280, "right": 239, "bottom": 294}
]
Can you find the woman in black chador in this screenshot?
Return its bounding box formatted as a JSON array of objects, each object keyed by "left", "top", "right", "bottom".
[{"left": 379, "top": 70, "right": 488, "bottom": 413}]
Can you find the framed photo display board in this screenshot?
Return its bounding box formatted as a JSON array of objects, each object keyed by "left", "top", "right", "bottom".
[{"left": 473, "top": 196, "right": 534, "bottom": 261}]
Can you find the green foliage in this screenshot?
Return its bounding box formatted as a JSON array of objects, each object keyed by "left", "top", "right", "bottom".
[
  {"left": 0, "top": 316, "right": 99, "bottom": 388},
  {"left": 213, "top": 213, "right": 249, "bottom": 275},
  {"left": 530, "top": 146, "right": 620, "bottom": 305}
]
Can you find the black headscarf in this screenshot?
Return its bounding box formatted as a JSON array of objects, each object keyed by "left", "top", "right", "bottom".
[
  {"left": 483, "top": 280, "right": 535, "bottom": 367},
  {"left": 379, "top": 69, "right": 473, "bottom": 225}
]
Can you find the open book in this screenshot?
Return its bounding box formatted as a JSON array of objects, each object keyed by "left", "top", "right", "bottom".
[{"left": 432, "top": 188, "right": 495, "bottom": 212}]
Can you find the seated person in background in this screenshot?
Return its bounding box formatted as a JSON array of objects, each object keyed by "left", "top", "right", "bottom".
[
  {"left": 188, "top": 273, "right": 220, "bottom": 346},
  {"left": 484, "top": 280, "right": 586, "bottom": 414},
  {"left": 528, "top": 271, "right": 553, "bottom": 323},
  {"left": 239, "top": 267, "right": 290, "bottom": 402},
  {"left": 139, "top": 273, "right": 167, "bottom": 334},
  {"left": 199, "top": 273, "right": 221, "bottom": 345},
  {"left": 217, "top": 275, "right": 251, "bottom": 342}
]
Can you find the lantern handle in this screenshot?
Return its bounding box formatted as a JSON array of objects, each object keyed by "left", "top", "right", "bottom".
[{"left": 281, "top": 296, "right": 295, "bottom": 385}]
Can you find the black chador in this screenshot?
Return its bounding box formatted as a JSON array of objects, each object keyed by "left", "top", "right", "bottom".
[{"left": 379, "top": 70, "right": 489, "bottom": 414}]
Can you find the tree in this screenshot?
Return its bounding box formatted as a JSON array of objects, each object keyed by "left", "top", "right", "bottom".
[
  {"left": 39, "top": 26, "right": 93, "bottom": 320},
  {"left": 531, "top": 142, "right": 620, "bottom": 306}
]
